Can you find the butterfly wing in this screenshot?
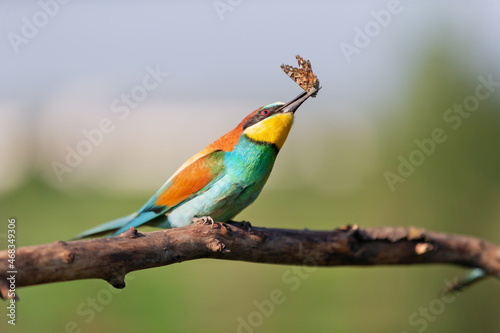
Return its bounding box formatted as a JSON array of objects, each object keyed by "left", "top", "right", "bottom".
[{"left": 281, "top": 55, "right": 320, "bottom": 97}]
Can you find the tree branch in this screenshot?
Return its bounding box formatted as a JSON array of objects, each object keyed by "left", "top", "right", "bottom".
[{"left": 1, "top": 222, "right": 499, "bottom": 299}]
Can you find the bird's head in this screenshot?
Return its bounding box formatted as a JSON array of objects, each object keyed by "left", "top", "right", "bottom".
[{"left": 242, "top": 90, "right": 316, "bottom": 150}]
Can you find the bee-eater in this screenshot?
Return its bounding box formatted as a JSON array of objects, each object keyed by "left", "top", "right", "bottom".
[{"left": 75, "top": 89, "right": 318, "bottom": 238}]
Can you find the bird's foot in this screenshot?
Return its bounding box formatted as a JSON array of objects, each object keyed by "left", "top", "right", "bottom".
[
  {"left": 228, "top": 220, "right": 252, "bottom": 231},
  {"left": 192, "top": 216, "right": 215, "bottom": 227},
  {"left": 241, "top": 220, "right": 252, "bottom": 231}
]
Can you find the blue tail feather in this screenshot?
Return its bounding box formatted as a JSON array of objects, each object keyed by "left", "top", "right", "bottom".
[
  {"left": 73, "top": 213, "right": 138, "bottom": 239},
  {"left": 110, "top": 211, "right": 165, "bottom": 236},
  {"left": 73, "top": 204, "right": 171, "bottom": 239}
]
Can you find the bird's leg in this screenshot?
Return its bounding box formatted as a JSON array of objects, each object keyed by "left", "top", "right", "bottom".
[{"left": 192, "top": 216, "right": 215, "bottom": 227}]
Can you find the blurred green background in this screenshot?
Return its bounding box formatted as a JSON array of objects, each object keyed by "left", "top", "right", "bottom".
[{"left": 1, "top": 1, "right": 500, "bottom": 332}]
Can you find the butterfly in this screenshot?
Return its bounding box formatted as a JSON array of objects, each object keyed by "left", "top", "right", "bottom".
[{"left": 281, "top": 55, "right": 320, "bottom": 97}]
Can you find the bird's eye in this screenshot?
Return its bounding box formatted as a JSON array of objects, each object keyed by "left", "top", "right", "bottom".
[{"left": 260, "top": 109, "right": 269, "bottom": 116}]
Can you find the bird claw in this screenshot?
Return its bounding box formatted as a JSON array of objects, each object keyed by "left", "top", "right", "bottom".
[
  {"left": 192, "top": 216, "right": 215, "bottom": 227},
  {"left": 227, "top": 220, "right": 252, "bottom": 231},
  {"left": 243, "top": 221, "right": 252, "bottom": 231},
  {"left": 239, "top": 220, "right": 252, "bottom": 231}
]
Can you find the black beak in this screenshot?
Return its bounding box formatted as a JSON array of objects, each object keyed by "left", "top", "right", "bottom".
[{"left": 279, "top": 87, "right": 321, "bottom": 114}]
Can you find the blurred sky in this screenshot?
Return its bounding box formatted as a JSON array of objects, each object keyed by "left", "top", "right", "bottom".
[{"left": 1, "top": 0, "right": 500, "bottom": 195}]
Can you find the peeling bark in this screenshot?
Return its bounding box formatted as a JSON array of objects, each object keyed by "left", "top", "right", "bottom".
[{"left": 1, "top": 222, "right": 499, "bottom": 300}]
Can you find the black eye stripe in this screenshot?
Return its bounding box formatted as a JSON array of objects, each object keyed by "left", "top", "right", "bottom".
[{"left": 243, "top": 104, "right": 284, "bottom": 129}]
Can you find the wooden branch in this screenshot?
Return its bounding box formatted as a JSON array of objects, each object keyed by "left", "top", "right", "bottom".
[{"left": 1, "top": 222, "right": 499, "bottom": 300}]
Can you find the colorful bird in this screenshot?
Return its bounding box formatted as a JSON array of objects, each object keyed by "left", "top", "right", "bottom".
[{"left": 75, "top": 89, "right": 319, "bottom": 238}]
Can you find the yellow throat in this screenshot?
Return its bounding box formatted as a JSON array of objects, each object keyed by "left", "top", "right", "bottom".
[{"left": 243, "top": 112, "right": 294, "bottom": 150}]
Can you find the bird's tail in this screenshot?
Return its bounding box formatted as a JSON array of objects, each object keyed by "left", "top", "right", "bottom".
[{"left": 72, "top": 213, "right": 138, "bottom": 239}]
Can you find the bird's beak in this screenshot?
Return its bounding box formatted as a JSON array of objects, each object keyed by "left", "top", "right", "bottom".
[{"left": 279, "top": 87, "right": 321, "bottom": 114}]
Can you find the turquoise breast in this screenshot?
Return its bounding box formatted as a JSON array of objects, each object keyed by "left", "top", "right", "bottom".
[{"left": 210, "top": 135, "right": 278, "bottom": 220}]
